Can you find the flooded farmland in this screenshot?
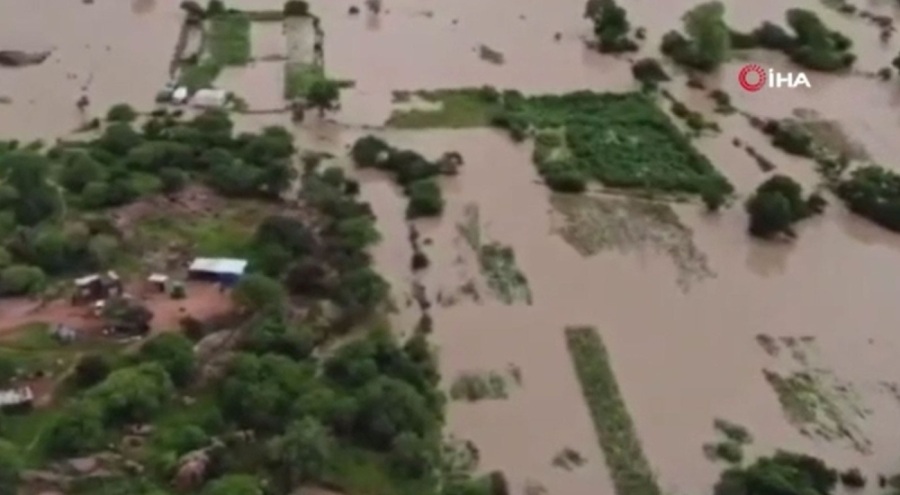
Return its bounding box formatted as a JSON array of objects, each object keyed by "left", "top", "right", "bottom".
[{"left": 5, "top": 0, "right": 900, "bottom": 494}]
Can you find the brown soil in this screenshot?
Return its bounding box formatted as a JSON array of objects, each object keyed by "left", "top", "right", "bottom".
[{"left": 0, "top": 280, "right": 233, "bottom": 339}]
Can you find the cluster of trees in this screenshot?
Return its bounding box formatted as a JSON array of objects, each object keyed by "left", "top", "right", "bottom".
[
  {"left": 660, "top": 1, "right": 731, "bottom": 72},
  {"left": 745, "top": 175, "right": 825, "bottom": 239},
  {"left": 731, "top": 9, "right": 855, "bottom": 71},
  {"left": 0, "top": 107, "right": 303, "bottom": 297},
  {"left": 351, "top": 136, "right": 449, "bottom": 218},
  {"left": 760, "top": 119, "right": 814, "bottom": 157},
  {"left": 836, "top": 165, "right": 900, "bottom": 233},
  {"left": 713, "top": 450, "right": 839, "bottom": 495},
  {"left": 584, "top": 0, "right": 638, "bottom": 53},
  {"left": 661, "top": 4, "right": 854, "bottom": 72}
]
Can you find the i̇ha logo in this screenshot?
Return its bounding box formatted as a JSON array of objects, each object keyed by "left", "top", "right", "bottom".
[{"left": 738, "top": 63, "right": 811, "bottom": 92}]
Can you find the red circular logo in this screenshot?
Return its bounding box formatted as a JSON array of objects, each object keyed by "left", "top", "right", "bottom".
[{"left": 738, "top": 64, "right": 766, "bottom": 92}]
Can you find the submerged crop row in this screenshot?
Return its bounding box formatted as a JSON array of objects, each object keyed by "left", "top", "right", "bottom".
[
  {"left": 387, "top": 89, "right": 731, "bottom": 197},
  {"left": 564, "top": 325, "right": 660, "bottom": 495}
]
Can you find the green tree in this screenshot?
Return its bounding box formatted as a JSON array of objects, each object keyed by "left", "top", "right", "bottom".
[
  {"left": 283, "top": 0, "right": 309, "bottom": 17},
  {"left": 140, "top": 333, "right": 196, "bottom": 387},
  {"left": 106, "top": 103, "right": 138, "bottom": 123},
  {"left": 269, "top": 417, "right": 333, "bottom": 488},
  {"left": 354, "top": 376, "right": 436, "bottom": 449},
  {"left": 390, "top": 431, "right": 434, "bottom": 478},
  {"left": 59, "top": 151, "right": 105, "bottom": 193},
  {"left": 202, "top": 474, "right": 264, "bottom": 495},
  {"left": 45, "top": 401, "right": 106, "bottom": 457},
  {"left": 0, "top": 355, "right": 14, "bottom": 386},
  {"left": 98, "top": 123, "right": 143, "bottom": 156},
  {"left": 159, "top": 167, "right": 189, "bottom": 194},
  {"left": 0, "top": 264, "right": 46, "bottom": 296},
  {"left": 88, "top": 234, "right": 120, "bottom": 268},
  {"left": 254, "top": 215, "right": 316, "bottom": 256},
  {"left": 746, "top": 190, "right": 793, "bottom": 238},
  {"left": 243, "top": 317, "right": 316, "bottom": 360},
  {"left": 85, "top": 363, "right": 175, "bottom": 424},
  {"left": 307, "top": 78, "right": 341, "bottom": 117},
  {"left": 406, "top": 179, "right": 444, "bottom": 218},
  {"left": 0, "top": 439, "right": 22, "bottom": 495},
  {"left": 335, "top": 267, "right": 388, "bottom": 312},
  {"left": 74, "top": 354, "right": 112, "bottom": 388},
  {"left": 334, "top": 216, "right": 381, "bottom": 251},
  {"left": 682, "top": 1, "right": 731, "bottom": 70},
  {"left": 232, "top": 274, "right": 286, "bottom": 311},
  {"left": 0, "top": 151, "right": 61, "bottom": 225}
]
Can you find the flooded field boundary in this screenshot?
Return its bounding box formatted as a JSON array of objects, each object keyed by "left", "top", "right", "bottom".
[{"left": 565, "top": 325, "right": 661, "bottom": 495}]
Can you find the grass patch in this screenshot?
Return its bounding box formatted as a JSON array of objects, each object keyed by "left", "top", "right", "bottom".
[
  {"left": 764, "top": 368, "right": 870, "bottom": 453},
  {"left": 208, "top": 13, "right": 251, "bottom": 66},
  {"left": 550, "top": 194, "right": 713, "bottom": 291},
  {"left": 177, "top": 12, "right": 251, "bottom": 89},
  {"left": 457, "top": 203, "right": 532, "bottom": 305},
  {"left": 178, "top": 61, "right": 222, "bottom": 91},
  {"left": 2, "top": 408, "right": 61, "bottom": 466},
  {"left": 284, "top": 62, "right": 324, "bottom": 99},
  {"left": 564, "top": 325, "right": 660, "bottom": 495},
  {"left": 132, "top": 203, "right": 262, "bottom": 257},
  {"left": 387, "top": 89, "right": 500, "bottom": 128}
]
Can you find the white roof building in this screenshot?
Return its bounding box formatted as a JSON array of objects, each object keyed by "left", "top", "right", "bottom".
[
  {"left": 191, "top": 89, "right": 227, "bottom": 108},
  {"left": 0, "top": 387, "right": 33, "bottom": 408},
  {"left": 188, "top": 257, "right": 248, "bottom": 276}
]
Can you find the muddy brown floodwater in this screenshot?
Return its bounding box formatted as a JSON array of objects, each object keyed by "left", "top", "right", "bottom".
[{"left": 7, "top": 0, "right": 900, "bottom": 493}]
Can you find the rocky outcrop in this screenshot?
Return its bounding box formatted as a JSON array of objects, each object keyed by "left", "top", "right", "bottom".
[{"left": 0, "top": 50, "right": 51, "bottom": 67}]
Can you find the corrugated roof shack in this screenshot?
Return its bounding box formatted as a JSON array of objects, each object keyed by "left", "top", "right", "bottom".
[
  {"left": 187, "top": 258, "right": 247, "bottom": 287},
  {"left": 0, "top": 386, "right": 33, "bottom": 413}
]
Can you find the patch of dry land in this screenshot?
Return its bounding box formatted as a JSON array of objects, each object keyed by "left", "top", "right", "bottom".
[{"left": 7, "top": 0, "right": 900, "bottom": 495}]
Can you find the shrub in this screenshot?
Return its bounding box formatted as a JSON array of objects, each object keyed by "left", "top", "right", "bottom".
[
  {"left": 631, "top": 58, "right": 670, "bottom": 85},
  {"left": 207, "top": 0, "right": 225, "bottom": 15},
  {"left": 405, "top": 179, "right": 444, "bottom": 218},
  {"left": 350, "top": 135, "right": 391, "bottom": 167},
  {"left": 74, "top": 354, "right": 112, "bottom": 388},
  {"left": 283, "top": 0, "right": 309, "bottom": 16},
  {"left": 411, "top": 251, "right": 429, "bottom": 271},
  {"left": 106, "top": 103, "right": 138, "bottom": 123},
  {"left": 840, "top": 468, "right": 866, "bottom": 488},
  {"left": 0, "top": 264, "right": 46, "bottom": 296}
]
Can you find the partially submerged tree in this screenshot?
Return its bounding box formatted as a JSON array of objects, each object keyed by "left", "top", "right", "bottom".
[
  {"left": 306, "top": 78, "right": 341, "bottom": 117},
  {"left": 682, "top": 1, "right": 731, "bottom": 69}
]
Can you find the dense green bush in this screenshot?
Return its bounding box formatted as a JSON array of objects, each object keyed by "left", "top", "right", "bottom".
[
  {"left": 745, "top": 174, "right": 812, "bottom": 238},
  {"left": 714, "top": 451, "right": 837, "bottom": 495},
  {"left": 405, "top": 179, "right": 444, "bottom": 218},
  {"left": 283, "top": 0, "right": 309, "bottom": 17},
  {"left": 631, "top": 58, "right": 670, "bottom": 86},
  {"left": 728, "top": 9, "right": 855, "bottom": 72},
  {"left": 74, "top": 354, "right": 113, "bottom": 389},
  {"left": 106, "top": 104, "right": 138, "bottom": 123},
  {"left": 0, "top": 439, "right": 22, "bottom": 495},
  {"left": 0, "top": 264, "right": 46, "bottom": 296},
  {"left": 836, "top": 165, "right": 900, "bottom": 233},
  {"left": 589, "top": 1, "right": 639, "bottom": 53},
  {"left": 139, "top": 333, "right": 196, "bottom": 388}
]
